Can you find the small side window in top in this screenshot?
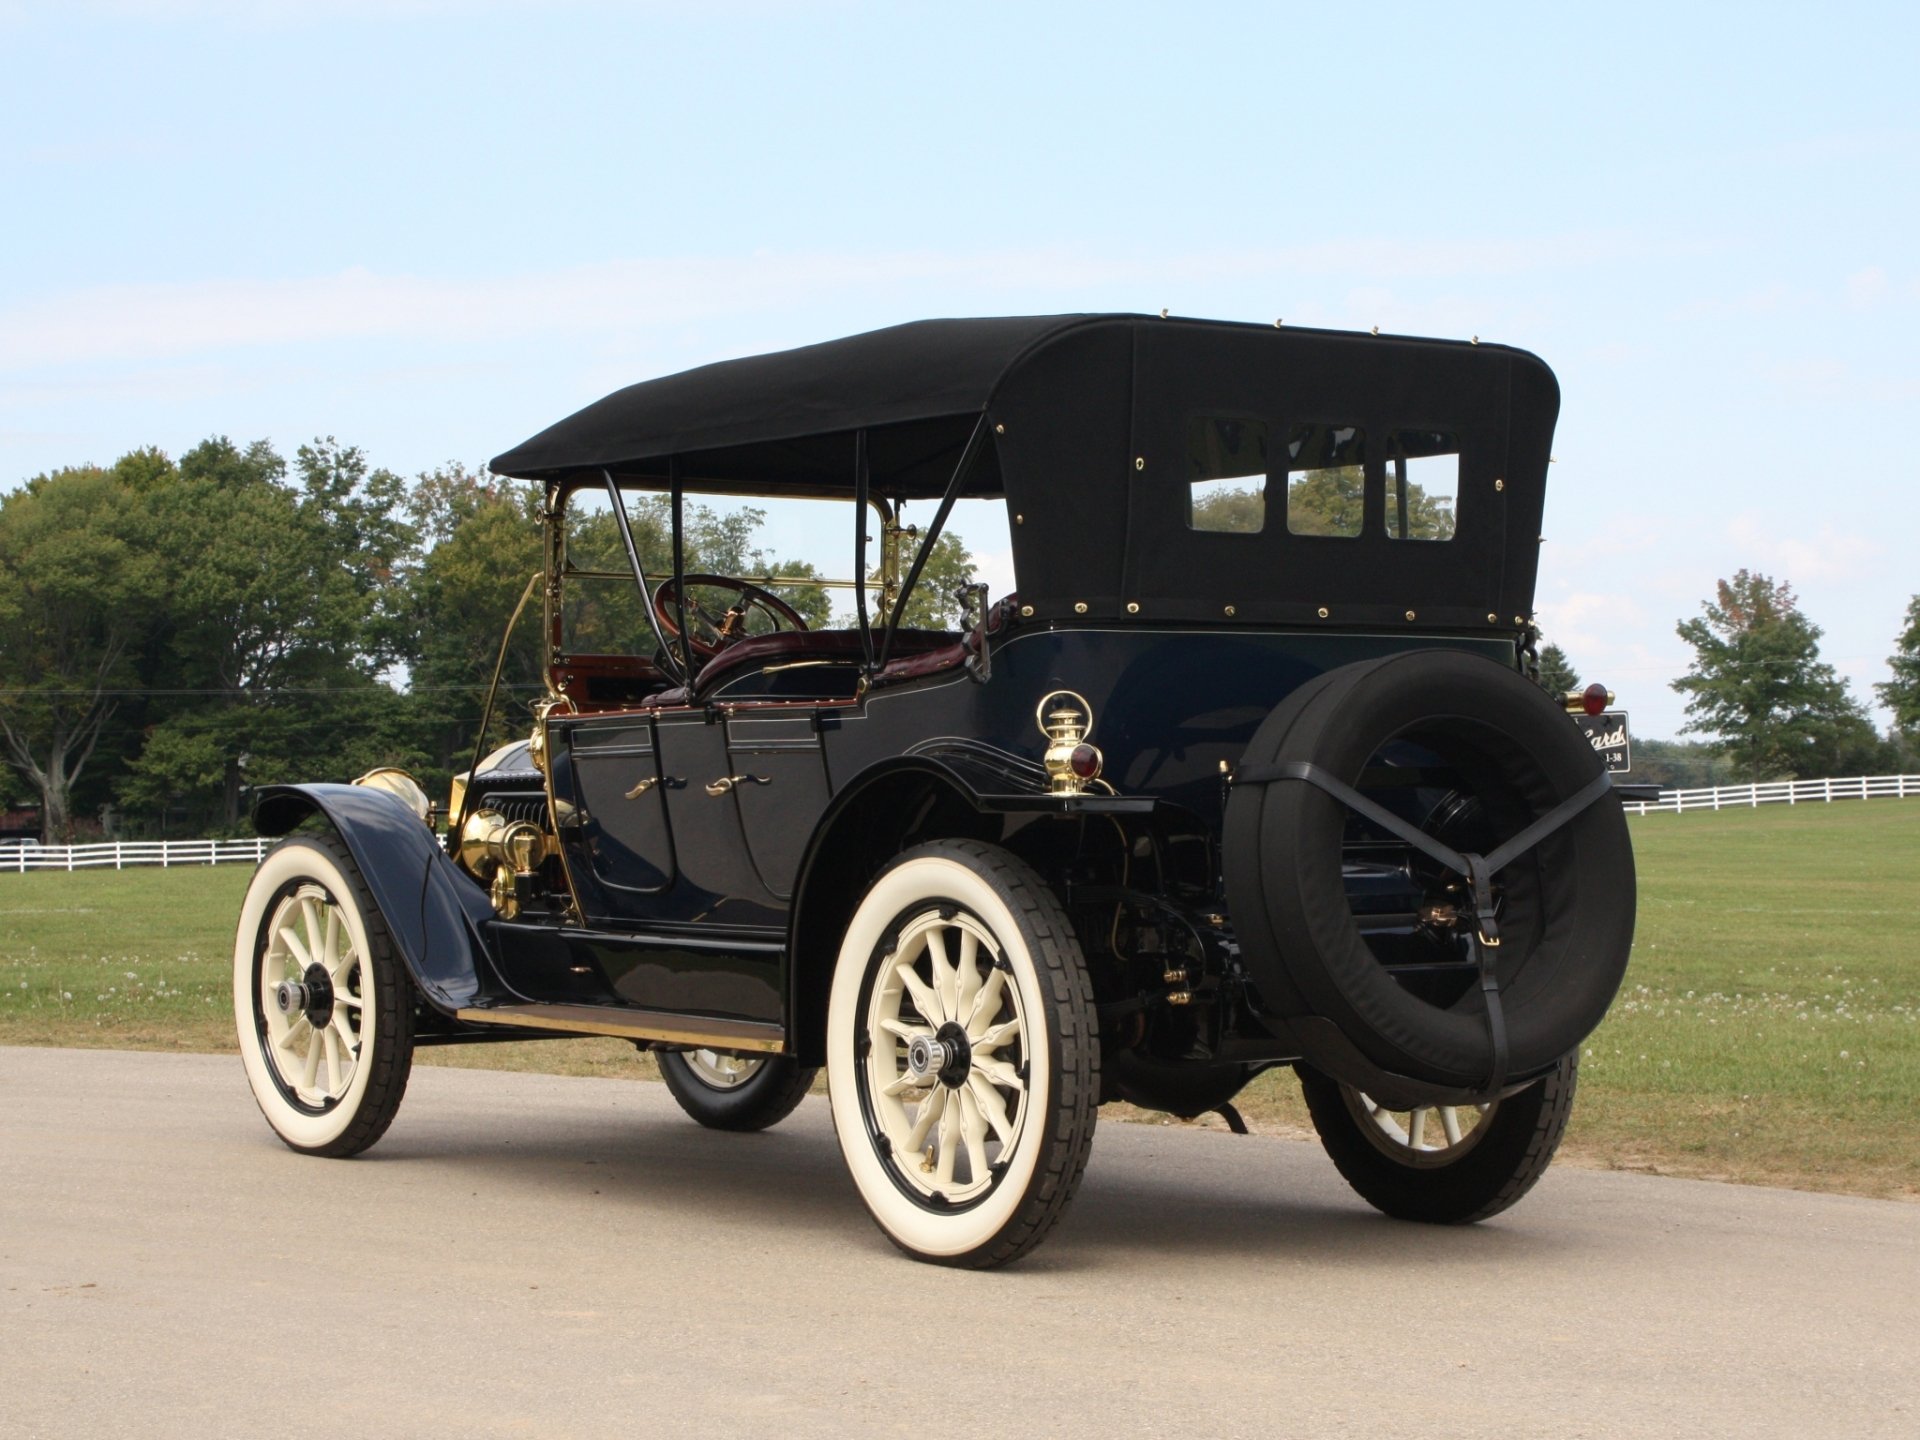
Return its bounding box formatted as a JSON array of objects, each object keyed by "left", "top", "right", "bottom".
[
  {"left": 1385, "top": 430, "right": 1459, "bottom": 541},
  {"left": 1286, "top": 423, "right": 1366, "bottom": 536},
  {"left": 1186, "top": 416, "right": 1268, "bottom": 533}
]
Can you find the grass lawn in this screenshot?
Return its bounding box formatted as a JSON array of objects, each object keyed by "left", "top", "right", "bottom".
[{"left": 4, "top": 797, "right": 1916, "bottom": 1198}]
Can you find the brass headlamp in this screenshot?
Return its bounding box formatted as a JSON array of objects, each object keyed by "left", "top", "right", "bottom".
[
  {"left": 352, "top": 768, "right": 432, "bottom": 825},
  {"left": 458, "top": 809, "right": 549, "bottom": 919}
]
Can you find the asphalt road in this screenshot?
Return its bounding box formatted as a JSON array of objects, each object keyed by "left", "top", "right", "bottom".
[{"left": 4, "top": 1047, "right": 1915, "bottom": 1439}]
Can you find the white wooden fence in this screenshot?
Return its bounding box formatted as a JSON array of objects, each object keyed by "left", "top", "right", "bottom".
[
  {"left": 1622, "top": 773, "right": 1919, "bottom": 815},
  {"left": 4, "top": 773, "right": 1916, "bottom": 870},
  {"left": 4, "top": 837, "right": 272, "bottom": 873}
]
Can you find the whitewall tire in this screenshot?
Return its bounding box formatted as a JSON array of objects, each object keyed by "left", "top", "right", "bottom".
[
  {"left": 656, "top": 1049, "right": 818, "bottom": 1132},
  {"left": 233, "top": 835, "right": 415, "bottom": 1157},
  {"left": 1298, "top": 1052, "right": 1579, "bottom": 1223},
  {"left": 826, "top": 840, "right": 1097, "bottom": 1267}
]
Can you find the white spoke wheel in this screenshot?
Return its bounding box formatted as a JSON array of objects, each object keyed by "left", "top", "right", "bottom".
[
  {"left": 1344, "top": 1092, "right": 1495, "bottom": 1169},
  {"left": 1298, "top": 1051, "right": 1580, "bottom": 1224},
  {"left": 234, "top": 836, "right": 414, "bottom": 1157},
  {"left": 656, "top": 1048, "right": 817, "bottom": 1132},
  {"left": 684, "top": 1050, "right": 763, "bottom": 1089},
  {"left": 827, "top": 840, "right": 1097, "bottom": 1268}
]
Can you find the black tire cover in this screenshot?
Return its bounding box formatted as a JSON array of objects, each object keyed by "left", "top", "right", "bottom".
[{"left": 1224, "top": 650, "right": 1636, "bottom": 1091}]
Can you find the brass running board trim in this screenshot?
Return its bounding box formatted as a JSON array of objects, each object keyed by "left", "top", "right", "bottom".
[{"left": 454, "top": 1003, "right": 785, "bottom": 1054}]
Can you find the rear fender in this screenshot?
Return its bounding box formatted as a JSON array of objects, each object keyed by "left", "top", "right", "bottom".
[
  {"left": 785, "top": 758, "right": 986, "bottom": 1067},
  {"left": 783, "top": 756, "right": 1155, "bottom": 1067},
  {"left": 252, "top": 783, "right": 497, "bottom": 1014}
]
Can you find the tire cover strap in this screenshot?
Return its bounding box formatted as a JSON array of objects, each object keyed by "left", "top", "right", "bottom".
[
  {"left": 1236, "top": 762, "right": 1612, "bottom": 881},
  {"left": 1235, "top": 762, "right": 1613, "bottom": 1091},
  {"left": 1464, "top": 852, "right": 1509, "bottom": 1092}
]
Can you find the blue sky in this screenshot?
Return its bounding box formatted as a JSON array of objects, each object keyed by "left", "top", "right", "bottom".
[{"left": 3, "top": 1, "right": 1915, "bottom": 739}]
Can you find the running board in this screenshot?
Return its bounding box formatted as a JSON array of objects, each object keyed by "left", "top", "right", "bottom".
[{"left": 454, "top": 1003, "right": 785, "bottom": 1054}]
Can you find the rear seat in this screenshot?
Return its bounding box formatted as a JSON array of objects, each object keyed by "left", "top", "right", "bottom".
[
  {"left": 645, "top": 627, "right": 957, "bottom": 705},
  {"left": 641, "top": 596, "right": 1023, "bottom": 704}
]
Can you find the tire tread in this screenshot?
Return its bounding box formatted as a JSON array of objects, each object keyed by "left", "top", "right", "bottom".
[
  {"left": 1300, "top": 1052, "right": 1577, "bottom": 1224},
  {"left": 657, "top": 1051, "right": 819, "bottom": 1132}
]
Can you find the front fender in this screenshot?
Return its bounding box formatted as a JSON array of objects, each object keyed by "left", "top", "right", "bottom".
[{"left": 252, "top": 783, "right": 497, "bottom": 1014}]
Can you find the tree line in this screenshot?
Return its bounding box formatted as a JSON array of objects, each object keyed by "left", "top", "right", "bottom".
[
  {"left": 1535, "top": 572, "right": 1919, "bottom": 787},
  {"left": 1197, "top": 470, "right": 1920, "bottom": 785},
  {"left": 3, "top": 443, "right": 1916, "bottom": 839},
  {"left": 0, "top": 436, "right": 973, "bottom": 841}
]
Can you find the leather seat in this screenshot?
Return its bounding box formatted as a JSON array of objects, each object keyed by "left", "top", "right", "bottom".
[{"left": 647, "top": 627, "right": 961, "bottom": 704}]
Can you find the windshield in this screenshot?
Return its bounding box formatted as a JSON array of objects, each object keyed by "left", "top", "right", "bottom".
[{"left": 556, "top": 485, "right": 1012, "bottom": 657}]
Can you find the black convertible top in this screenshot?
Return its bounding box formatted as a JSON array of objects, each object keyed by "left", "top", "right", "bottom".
[
  {"left": 491, "top": 315, "right": 1097, "bottom": 488},
  {"left": 494, "top": 314, "right": 1560, "bottom": 631}
]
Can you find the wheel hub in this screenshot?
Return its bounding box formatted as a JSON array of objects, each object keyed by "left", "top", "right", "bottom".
[
  {"left": 905, "top": 1034, "right": 945, "bottom": 1083},
  {"left": 274, "top": 962, "right": 334, "bottom": 1030},
  {"left": 934, "top": 1021, "right": 972, "bottom": 1087},
  {"left": 906, "top": 1022, "right": 975, "bottom": 1089}
]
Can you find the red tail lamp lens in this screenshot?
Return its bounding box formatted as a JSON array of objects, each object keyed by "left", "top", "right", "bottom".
[
  {"left": 1581, "top": 682, "right": 1609, "bottom": 716},
  {"left": 1069, "top": 743, "right": 1103, "bottom": 780}
]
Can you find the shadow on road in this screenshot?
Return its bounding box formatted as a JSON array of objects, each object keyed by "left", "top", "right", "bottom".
[{"left": 321, "top": 1092, "right": 1571, "bottom": 1275}]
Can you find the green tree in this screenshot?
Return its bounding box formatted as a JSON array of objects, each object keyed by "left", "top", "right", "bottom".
[
  {"left": 1536, "top": 642, "right": 1579, "bottom": 695},
  {"left": 1190, "top": 467, "right": 1450, "bottom": 540},
  {"left": 404, "top": 473, "right": 547, "bottom": 774},
  {"left": 0, "top": 466, "right": 163, "bottom": 839},
  {"left": 894, "top": 532, "right": 977, "bottom": 629},
  {"left": 117, "top": 436, "right": 421, "bottom": 830},
  {"left": 294, "top": 438, "right": 416, "bottom": 666},
  {"left": 1673, "top": 570, "right": 1875, "bottom": 781},
  {"left": 1284, "top": 467, "right": 1369, "bottom": 536},
  {"left": 1190, "top": 484, "right": 1269, "bottom": 534},
  {"left": 1876, "top": 596, "right": 1920, "bottom": 739},
  {"left": 1630, "top": 737, "right": 1740, "bottom": 789}
]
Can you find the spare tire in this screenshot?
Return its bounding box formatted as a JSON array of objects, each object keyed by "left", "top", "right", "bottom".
[{"left": 1224, "top": 650, "right": 1634, "bottom": 1098}]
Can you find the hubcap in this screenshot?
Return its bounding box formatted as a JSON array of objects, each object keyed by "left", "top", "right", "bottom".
[
  {"left": 906, "top": 1034, "right": 947, "bottom": 1083},
  {"left": 860, "top": 906, "right": 1030, "bottom": 1206},
  {"left": 272, "top": 962, "right": 335, "bottom": 1029}
]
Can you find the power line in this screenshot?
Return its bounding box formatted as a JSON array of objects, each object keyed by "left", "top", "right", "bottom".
[{"left": 0, "top": 684, "right": 547, "bottom": 697}]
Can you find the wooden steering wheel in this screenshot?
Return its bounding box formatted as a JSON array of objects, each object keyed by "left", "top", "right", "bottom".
[{"left": 652, "top": 574, "right": 810, "bottom": 661}]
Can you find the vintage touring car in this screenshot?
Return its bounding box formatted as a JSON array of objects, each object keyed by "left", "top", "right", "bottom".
[{"left": 234, "top": 314, "right": 1637, "bottom": 1266}]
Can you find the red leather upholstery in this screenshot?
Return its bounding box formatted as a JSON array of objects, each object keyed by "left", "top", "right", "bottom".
[
  {"left": 641, "top": 627, "right": 958, "bottom": 704},
  {"left": 636, "top": 598, "right": 1025, "bottom": 705}
]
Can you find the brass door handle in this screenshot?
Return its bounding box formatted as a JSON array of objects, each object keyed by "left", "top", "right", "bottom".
[
  {"left": 625, "top": 776, "right": 680, "bottom": 799},
  {"left": 705, "top": 774, "right": 770, "bottom": 797}
]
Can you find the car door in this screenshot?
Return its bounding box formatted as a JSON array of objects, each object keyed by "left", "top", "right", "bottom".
[
  {"left": 722, "top": 708, "right": 833, "bottom": 900},
  {"left": 541, "top": 709, "right": 785, "bottom": 1021},
  {"left": 649, "top": 709, "right": 786, "bottom": 929},
  {"left": 548, "top": 713, "right": 676, "bottom": 919}
]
